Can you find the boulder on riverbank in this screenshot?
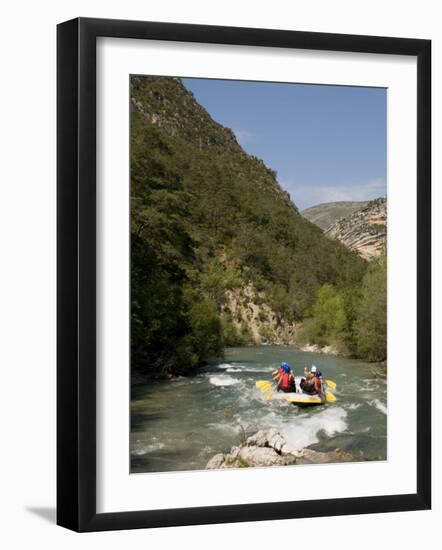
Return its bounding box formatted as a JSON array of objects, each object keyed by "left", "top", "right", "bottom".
[{"left": 206, "top": 429, "right": 353, "bottom": 469}]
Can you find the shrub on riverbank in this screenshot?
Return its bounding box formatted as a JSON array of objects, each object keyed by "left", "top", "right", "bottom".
[
  {"left": 297, "top": 257, "right": 387, "bottom": 361},
  {"left": 354, "top": 256, "right": 387, "bottom": 361}
]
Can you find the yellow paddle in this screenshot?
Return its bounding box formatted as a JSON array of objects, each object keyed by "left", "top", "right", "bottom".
[
  {"left": 256, "top": 380, "right": 275, "bottom": 400},
  {"left": 323, "top": 379, "right": 337, "bottom": 402},
  {"left": 256, "top": 380, "right": 273, "bottom": 391},
  {"left": 324, "top": 391, "right": 337, "bottom": 403}
]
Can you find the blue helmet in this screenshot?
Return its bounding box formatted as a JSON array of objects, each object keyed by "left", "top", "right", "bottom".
[
  {"left": 280, "top": 362, "right": 291, "bottom": 373},
  {"left": 316, "top": 370, "right": 322, "bottom": 377}
]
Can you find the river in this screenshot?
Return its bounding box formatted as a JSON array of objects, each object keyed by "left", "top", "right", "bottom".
[{"left": 131, "top": 346, "right": 387, "bottom": 473}]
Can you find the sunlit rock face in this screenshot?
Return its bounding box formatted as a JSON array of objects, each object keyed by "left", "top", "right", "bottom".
[{"left": 325, "top": 197, "right": 387, "bottom": 260}]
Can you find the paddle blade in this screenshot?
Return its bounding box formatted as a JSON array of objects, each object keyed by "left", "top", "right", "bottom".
[
  {"left": 256, "top": 380, "right": 273, "bottom": 393},
  {"left": 325, "top": 391, "right": 337, "bottom": 403},
  {"left": 325, "top": 379, "right": 337, "bottom": 390}
]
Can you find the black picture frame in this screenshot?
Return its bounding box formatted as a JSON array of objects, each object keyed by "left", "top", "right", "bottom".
[{"left": 57, "top": 17, "right": 431, "bottom": 532}]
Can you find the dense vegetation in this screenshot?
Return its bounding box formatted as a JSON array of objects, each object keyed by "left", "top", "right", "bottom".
[
  {"left": 130, "top": 76, "right": 384, "bottom": 377},
  {"left": 299, "top": 256, "right": 387, "bottom": 361}
]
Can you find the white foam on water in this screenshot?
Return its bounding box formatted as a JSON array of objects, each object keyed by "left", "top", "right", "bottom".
[
  {"left": 216, "top": 363, "right": 253, "bottom": 372},
  {"left": 264, "top": 407, "right": 349, "bottom": 451},
  {"left": 216, "top": 362, "right": 274, "bottom": 374},
  {"left": 207, "top": 421, "right": 238, "bottom": 434},
  {"left": 352, "top": 381, "right": 373, "bottom": 392},
  {"left": 131, "top": 441, "right": 165, "bottom": 456},
  {"left": 241, "top": 366, "right": 275, "bottom": 373},
  {"left": 209, "top": 374, "right": 241, "bottom": 387},
  {"left": 346, "top": 402, "right": 362, "bottom": 411},
  {"left": 369, "top": 399, "right": 387, "bottom": 415}
]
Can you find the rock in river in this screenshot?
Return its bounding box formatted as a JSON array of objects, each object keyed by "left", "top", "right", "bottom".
[{"left": 206, "top": 429, "right": 353, "bottom": 469}]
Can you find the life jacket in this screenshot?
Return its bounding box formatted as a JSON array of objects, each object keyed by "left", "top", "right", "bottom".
[
  {"left": 302, "top": 382, "right": 315, "bottom": 394},
  {"left": 301, "top": 377, "right": 317, "bottom": 394},
  {"left": 279, "top": 371, "right": 293, "bottom": 391}
]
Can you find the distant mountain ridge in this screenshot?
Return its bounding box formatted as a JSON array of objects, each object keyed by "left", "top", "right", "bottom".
[
  {"left": 302, "top": 201, "right": 369, "bottom": 230},
  {"left": 324, "top": 197, "right": 387, "bottom": 260}
]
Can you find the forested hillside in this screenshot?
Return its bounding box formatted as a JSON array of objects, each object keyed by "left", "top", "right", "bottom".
[{"left": 130, "top": 76, "right": 381, "bottom": 377}]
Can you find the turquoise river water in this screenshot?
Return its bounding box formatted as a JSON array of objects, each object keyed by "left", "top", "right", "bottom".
[{"left": 131, "top": 346, "right": 387, "bottom": 473}]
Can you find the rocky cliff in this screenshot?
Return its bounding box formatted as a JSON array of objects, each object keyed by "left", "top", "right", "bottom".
[{"left": 324, "top": 197, "right": 386, "bottom": 260}]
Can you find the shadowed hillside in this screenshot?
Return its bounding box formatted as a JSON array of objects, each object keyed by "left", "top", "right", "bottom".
[{"left": 130, "top": 76, "right": 369, "bottom": 376}]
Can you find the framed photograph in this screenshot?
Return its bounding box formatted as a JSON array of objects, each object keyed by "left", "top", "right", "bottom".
[{"left": 57, "top": 17, "right": 431, "bottom": 532}]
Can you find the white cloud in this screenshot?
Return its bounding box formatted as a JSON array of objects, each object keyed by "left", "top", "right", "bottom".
[{"left": 283, "top": 177, "right": 386, "bottom": 210}]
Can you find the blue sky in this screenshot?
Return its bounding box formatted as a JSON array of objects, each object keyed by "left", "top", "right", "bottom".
[{"left": 182, "top": 78, "right": 386, "bottom": 211}]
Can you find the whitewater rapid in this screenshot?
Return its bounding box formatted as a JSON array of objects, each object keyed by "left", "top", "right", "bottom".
[{"left": 131, "top": 346, "right": 387, "bottom": 473}]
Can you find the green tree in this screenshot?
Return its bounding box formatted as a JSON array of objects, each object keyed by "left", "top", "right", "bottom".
[
  {"left": 312, "top": 283, "right": 347, "bottom": 340},
  {"left": 220, "top": 313, "right": 245, "bottom": 346},
  {"left": 340, "top": 285, "right": 362, "bottom": 352},
  {"left": 185, "top": 291, "right": 224, "bottom": 362},
  {"left": 200, "top": 261, "right": 242, "bottom": 311},
  {"left": 355, "top": 257, "right": 387, "bottom": 361}
]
